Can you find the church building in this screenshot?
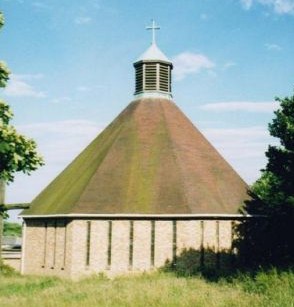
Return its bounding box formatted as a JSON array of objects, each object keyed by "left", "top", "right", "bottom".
[{"left": 20, "top": 21, "right": 249, "bottom": 278}]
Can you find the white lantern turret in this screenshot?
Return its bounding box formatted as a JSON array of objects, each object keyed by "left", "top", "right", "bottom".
[{"left": 134, "top": 20, "right": 173, "bottom": 99}]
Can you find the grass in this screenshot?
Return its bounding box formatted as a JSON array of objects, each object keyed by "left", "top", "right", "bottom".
[{"left": 0, "top": 267, "right": 293, "bottom": 307}]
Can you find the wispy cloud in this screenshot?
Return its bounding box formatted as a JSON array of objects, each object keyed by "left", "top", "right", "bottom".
[
  {"left": 77, "top": 86, "right": 91, "bottom": 92},
  {"left": 74, "top": 16, "right": 92, "bottom": 25},
  {"left": 240, "top": 0, "right": 294, "bottom": 15},
  {"left": 51, "top": 96, "right": 72, "bottom": 104},
  {"left": 241, "top": 0, "right": 253, "bottom": 10},
  {"left": 201, "top": 125, "right": 277, "bottom": 183},
  {"left": 172, "top": 52, "right": 215, "bottom": 81},
  {"left": 223, "top": 61, "right": 237, "bottom": 70},
  {"left": 265, "top": 43, "right": 282, "bottom": 51},
  {"left": 18, "top": 120, "right": 102, "bottom": 138},
  {"left": 15, "top": 73, "right": 44, "bottom": 80},
  {"left": 199, "top": 101, "right": 278, "bottom": 113},
  {"left": 200, "top": 13, "right": 209, "bottom": 20},
  {"left": 4, "top": 74, "right": 46, "bottom": 98},
  {"left": 6, "top": 120, "right": 104, "bottom": 208},
  {"left": 31, "top": 2, "right": 51, "bottom": 10}
]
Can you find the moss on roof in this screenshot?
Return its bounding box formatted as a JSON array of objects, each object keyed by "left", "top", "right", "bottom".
[{"left": 22, "top": 98, "right": 249, "bottom": 215}]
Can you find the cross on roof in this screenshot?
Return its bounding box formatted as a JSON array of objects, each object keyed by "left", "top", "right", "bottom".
[{"left": 146, "top": 19, "right": 160, "bottom": 45}]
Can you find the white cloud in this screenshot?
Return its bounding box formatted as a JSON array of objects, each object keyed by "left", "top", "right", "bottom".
[
  {"left": 241, "top": 0, "right": 253, "bottom": 9},
  {"left": 265, "top": 43, "right": 282, "bottom": 51},
  {"left": 199, "top": 101, "right": 279, "bottom": 113},
  {"left": 74, "top": 17, "right": 92, "bottom": 25},
  {"left": 77, "top": 86, "right": 90, "bottom": 92},
  {"left": 18, "top": 120, "right": 102, "bottom": 139},
  {"left": 6, "top": 119, "right": 104, "bottom": 221},
  {"left": 223, "top": 61, "right": 237, "bottom": 70},
  {"left": 172, "top": 52, "right": 215, "bottom": 81},
  {"left": 4, "top": 74, "right": 46, "bottom": 98},
  {"left": 201, "top": 126, "right": 277, "bottom": 183},
  {"left": 240, "top": 0, "right": 294, "bottom": 14},
  {"left": 51, "top": 96, "right": 72, "bottom": 104},
  {"left": 15, "top": 73, "right": 44, "bottom": 80},
  {"left": 32, "top": 2, "right": 51, "bottom": 10}
]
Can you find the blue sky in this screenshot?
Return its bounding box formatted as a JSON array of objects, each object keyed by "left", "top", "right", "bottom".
[{"left": 0, "top": 0, "right": 293, "bottom": 222}]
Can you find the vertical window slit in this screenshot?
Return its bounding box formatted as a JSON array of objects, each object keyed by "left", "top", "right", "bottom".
[
  {"left": 42, "top": 221, "right": 48, "bottom": 268},
  {"left": 51, "top": 220, "right": 57, "bottom": 269},
  {"left": 172, "top": 220, "right": 177, "bottom": 266},
  {"left": 129, "top": 221, "right": 134, "bottom": 269},
  {"left": 231, "top": 221, "right": 236, "bottom": 266},
  {"left": 216, "top": 221, "right": 220, "bottom": 269},
  {"left": 107, "top": 221, "right": 112, "bottom": 269},
  {"left": 151, "top": 220, "right": 155, "bottom": 267},
  {"left": 86, "top": 221, "right": 91, "bottom": 266},
  {"left": 200, "top": 221, "right": 204, "bottom": 267},
  {"left": 62, "top": 220, "right": 67, "bottom": 270}
]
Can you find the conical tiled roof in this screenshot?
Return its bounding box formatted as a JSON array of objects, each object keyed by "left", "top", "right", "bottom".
[{"left": 22, "top": 98, "right": 248, "bottom": 216}]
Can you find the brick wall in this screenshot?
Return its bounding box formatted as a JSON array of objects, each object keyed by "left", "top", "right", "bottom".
[{"left": 22, "top": 218, "right": 235, "bottom": 278}]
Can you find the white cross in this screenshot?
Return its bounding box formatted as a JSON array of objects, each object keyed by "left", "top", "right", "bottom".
[{"left": 146, "top": 19, "right": 160, "bottom": 45}]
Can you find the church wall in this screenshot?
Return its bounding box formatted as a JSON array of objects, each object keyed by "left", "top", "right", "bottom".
[
  {"left": 154, "top": 221, "right": 173, "bottom": 267},
  {"left": 133, "top": 220, "right": 151, "bottom": 270},
  {"left": 22, "top": 218, "right": 237, "bottom": 278},
  {"left": 22, "top": 220, "right": 45, "bottom": 274},
  {"left": 111, "top": 221, "right": 130, "bottom": 272},
  {"left": 89, "top": 220, "right": 108, "bottom": 272},
  {"left": 22, "top": 219, "right": 70, "bottom": 278},
  {"left": 177, "top": 220, "right": 201, "bottom": 266}
]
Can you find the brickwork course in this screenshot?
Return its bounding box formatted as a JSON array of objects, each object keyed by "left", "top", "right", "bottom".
[{"left": 22, "top": 219, "right": 235, "bottom": 278}]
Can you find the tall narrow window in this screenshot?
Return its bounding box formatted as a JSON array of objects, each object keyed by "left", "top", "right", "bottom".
[
  {"left": 62, "top": 220, "right": 67, "bottom": 270},
  {"left": 42, "top": 222, "right": 48, "bottom": 268},
  {"left": 51, "top": 220, "right": 57, "bottom": 269},
  {"left": 231, "top": 221, "right": 236, "bottom": 265},
  {"left": 172, "top": 220, "right": 177, "bottom": 266},
  {"left": 216, "top": 221, "right": 220, "bottom": 269},
  {"left": 129, "top": 221, "right": 134, "bottom": 269},
  {"left": 107, "top": 221, "right": 112, "bottom": 269},
  {"left": 86, "top": 221, "right": 91, "bottom": 266},
  {"left": 200, "top": 220, "right": 204, "bottom": 267},
  {"left": 151, "top": 220, "right": 155, "bottom": 267}
]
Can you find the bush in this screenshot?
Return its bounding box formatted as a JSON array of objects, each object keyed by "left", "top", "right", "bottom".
[{"left": 0, "top": 261, "right": 17, "bottom": 276}]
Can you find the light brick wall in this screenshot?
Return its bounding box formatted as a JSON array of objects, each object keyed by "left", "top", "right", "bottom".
[
  {"left": 22, "top": 219, "right": 70, "bottom": 277},
  {"left": 111, "top": 221, "right": 129, "bottom": 272},
  {"left": 219, "top": 221, "right": 232, "bottom": 250},
  {"left": 69, "top": 220, "right": 88, "bottom": 278},
  {"left": 203, "top": 220, "right": 217, "bottom": 251},
  {"left": 177, "top": 220, "right": 201, "bottom": 252},
  {"left": 23, "top": 220, "right": 45, "bottom": 274},
  {"left": 22, "top": 218, "right": 235, "bottom": 278},
  {"left": 89, "top": 220, "right": 108, "bottom": 272},
  {"left": 154, "top": 221, "right": 173, "bottom": 267},
  {"left": 133, "top": 220, "right": 151, "bottom": 270}
]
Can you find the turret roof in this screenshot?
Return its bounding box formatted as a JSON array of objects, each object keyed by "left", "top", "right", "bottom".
[{"left": 136, "top": 43, "right": 171, "bottom": 63}]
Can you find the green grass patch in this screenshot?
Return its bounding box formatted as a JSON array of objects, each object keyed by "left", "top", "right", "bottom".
[{"left": 0, "top": 270, "right": 293, "bottom": 306}]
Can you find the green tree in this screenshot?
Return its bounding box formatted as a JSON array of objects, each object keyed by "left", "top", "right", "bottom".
[
  {"left": 3, "top": 221, "right": 22, "bottom": 237},
  {"left": 236, "top": 91, "right": 294, "bottom": 267},
  {"left": 0, "top": 11, "right": 44, "bottom": 260}
]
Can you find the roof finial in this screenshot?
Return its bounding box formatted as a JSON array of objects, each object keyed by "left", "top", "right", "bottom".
[{"left": 146, "top": 19, "right": 160, "bottom": 45}]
